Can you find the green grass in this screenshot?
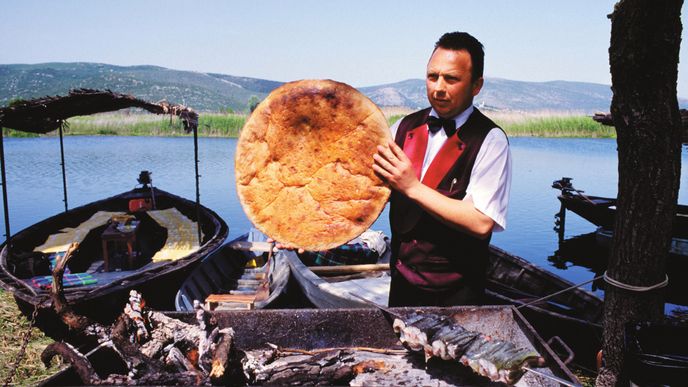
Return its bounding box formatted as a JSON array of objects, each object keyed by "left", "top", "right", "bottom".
[
  {"left": 0, "top": 289, "right": 63, "bottom": 385},
  {"left": 387, "top": 114, "right": 404, "bottom": 127},
  {"left": 386, "top": 111, "right": 614, "bottom": 139},
  {"left": 2, "top": 128, "right": 40, "bottom": 138},
  {"left": 60, "top": 112, "right": 247, "bottom": 137},
  {"left": 496, "top": 115, "right": 615, "bottom": 138},
  {"left": 198, "top": 114, "right": 246, "bottom": 137}
]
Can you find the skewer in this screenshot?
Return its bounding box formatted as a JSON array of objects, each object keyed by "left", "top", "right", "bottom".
[
  {"left": 349, "top": 293, "right": 403, "bottom": 319},
  {"left": 522, "top": 366, "right": 581, "bottom": 387}
]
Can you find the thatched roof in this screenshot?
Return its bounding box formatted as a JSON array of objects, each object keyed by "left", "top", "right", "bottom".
[{"left": 0, "top": 89, "right": 198, "bottom": 134}]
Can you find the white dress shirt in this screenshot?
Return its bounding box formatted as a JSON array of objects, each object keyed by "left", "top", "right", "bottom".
[{"left": 390, "top": 105, "right": 512, "bottom": 232}]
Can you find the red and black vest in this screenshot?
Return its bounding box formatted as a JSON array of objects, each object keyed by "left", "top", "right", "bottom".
[{"left": 390, "top": 107, "right": 502, "bottom": 292}]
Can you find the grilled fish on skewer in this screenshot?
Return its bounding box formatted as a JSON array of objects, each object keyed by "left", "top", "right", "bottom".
[
  {"left": 425, "top": 323, "right": 467, "bottom": 360},
  {"left": 443, "top": 330, "right": 481, "bottom": 360},
  {"left": 392, "top": 312, "right": 544, "bottom": 385},
  {"left": 397, "top": 313, "right": 450, "bottom": 351}
]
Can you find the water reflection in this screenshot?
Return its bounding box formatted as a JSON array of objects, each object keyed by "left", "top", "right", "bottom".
[
  {"left": 549, "top": 230, "right": 688, "bottom": 316},
  {"left": 1, "top": 136, "right": 686, "bottom": 319}
]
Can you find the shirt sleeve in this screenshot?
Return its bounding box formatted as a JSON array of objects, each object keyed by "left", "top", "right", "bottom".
[{"left": 464, "top": 128, "right": 512, "bottom": 232}]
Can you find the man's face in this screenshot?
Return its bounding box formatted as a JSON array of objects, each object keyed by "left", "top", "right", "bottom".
[{"left": 426, "top": 47, "right": 484, "bottom": 118}]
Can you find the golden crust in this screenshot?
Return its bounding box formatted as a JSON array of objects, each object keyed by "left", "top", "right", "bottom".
[{"left": 235, "top": 79, "right": 391, "bottom": 251}]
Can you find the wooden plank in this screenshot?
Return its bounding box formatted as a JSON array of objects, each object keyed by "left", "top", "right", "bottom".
[
  {"left": 206, "top": 293, "right": 256, "bottom": 303},
  {"left": 308, "top": 263, "right": 390, "bottom": 276},
  {"left": 206, "top": 293, "right": 256, "bottom": 311}
]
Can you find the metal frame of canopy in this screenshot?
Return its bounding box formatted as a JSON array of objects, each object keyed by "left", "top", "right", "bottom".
[{"left": 0, "top": 89, "right": 204, "bottom": 253}]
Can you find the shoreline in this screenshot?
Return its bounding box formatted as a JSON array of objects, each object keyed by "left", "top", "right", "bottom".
[{"left": 1, "top": 111, "right": 617, "bottom": 139}]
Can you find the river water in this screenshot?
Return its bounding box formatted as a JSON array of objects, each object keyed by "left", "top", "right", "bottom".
[{"left": 2, "top": 136, "right": 687, "bottom": 312}]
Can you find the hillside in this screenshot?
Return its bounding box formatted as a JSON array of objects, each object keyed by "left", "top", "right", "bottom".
[
  {"left": 0, "top": 63, "right": 280, "bottom": 112},
  {"left": 1, "top": 62, "right": 685, "bottom": 113}
]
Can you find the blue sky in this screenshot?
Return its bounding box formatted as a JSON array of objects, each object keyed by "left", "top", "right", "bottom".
[{"left": 2, "top": 0, "right": 687, "bottom": 96}]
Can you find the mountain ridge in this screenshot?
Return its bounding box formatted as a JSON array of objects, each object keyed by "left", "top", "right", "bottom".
[{"left": 2, "top": 62, "right": 685, "bottom": 113}]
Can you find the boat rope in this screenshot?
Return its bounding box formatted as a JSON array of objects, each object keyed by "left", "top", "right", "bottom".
[
  {"left": 516, "top": 275, "right": 603, "bottom": 311},
  {"left": 603, "top": 271, "right": 669, "bottom": 292}
]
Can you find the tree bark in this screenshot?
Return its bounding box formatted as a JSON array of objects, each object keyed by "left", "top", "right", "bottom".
[{"left": 602, "top": 0, "right": 683, "bottom": 383}]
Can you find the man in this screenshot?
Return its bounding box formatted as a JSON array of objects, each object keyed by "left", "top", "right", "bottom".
[{"left": 373, "top": 31, "right": 511, "bottom": 307}]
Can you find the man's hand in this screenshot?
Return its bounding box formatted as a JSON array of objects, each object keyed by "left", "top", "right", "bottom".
[
  {"left": 373, "top": 139, "right": 421, "bottom": 196},
  {"left": 267, "top": 238, "right": 305, "bottom": 254},
  {"left": 373, "top": 139, "right": 495, "bottom": 239}
]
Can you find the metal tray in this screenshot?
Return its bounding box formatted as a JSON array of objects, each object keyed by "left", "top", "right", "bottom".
[{"left": 41, "top": 306, "right": 579, "bottom": 386}]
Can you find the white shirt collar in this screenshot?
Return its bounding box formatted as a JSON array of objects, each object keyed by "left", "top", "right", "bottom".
[{"left": 428, "top": 105, "right": 475, "bottom": 130}]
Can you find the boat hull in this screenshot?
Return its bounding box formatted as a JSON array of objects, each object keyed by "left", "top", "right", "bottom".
[
  {"left": 0, "top": 187, "right": 227, "bottom": 337},
  {"left": 175, "top": 230, "right": 291, "bottom": 311},
  {"left": 557, "top": 193, "right": 688, "bottom": 239}
]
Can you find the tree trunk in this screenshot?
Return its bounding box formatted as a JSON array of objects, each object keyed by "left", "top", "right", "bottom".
[{"left": 602, "top": 0, "right": 683, "bottom": 383}]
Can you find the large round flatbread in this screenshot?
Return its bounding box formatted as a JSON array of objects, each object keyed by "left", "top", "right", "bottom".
[{"left": 235, "top": 79, "right": 391, "bottom": 251}]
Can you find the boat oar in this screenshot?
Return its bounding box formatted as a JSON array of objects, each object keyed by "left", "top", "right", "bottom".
[
  {"left": 515, "top": 274, "right": 603, "bottom": 311},
  {"left": 309, "top": 263, "right": 390, "bottom": 275}
]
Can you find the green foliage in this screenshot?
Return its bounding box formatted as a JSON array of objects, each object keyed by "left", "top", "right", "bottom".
[
  {"left": 2, "top": 128, "right": 40, "bottom": 138},
  {"left": 387, "top": 114, "right": 404, "bottom": 127},
  {"left": 7, "top": 97, "right": 27, "bottom": 107},
  {"left": 247, "top": 95, "right": 261, "bottom": 113}
]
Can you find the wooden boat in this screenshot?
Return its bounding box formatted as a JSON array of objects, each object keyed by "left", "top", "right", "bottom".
[
  {"left": 596, "top": 226, "right": 688, "bottom": 257},
  {"left": 39, "top": 306, "right": 579, "bottom": 386},
  {"left": 285, "top": 245, "right": 604, "bottom": 368},
  {"left": 0, "top": 182, "right": 227, "bottom": 334},
  {"left": 552, "top": 177, "right": 688, "bottom": 239},
  {"left": 175, "top": 229, "right": 291, "bottom": 311},
  {"left": 0, "top": 90, "right": 228, "bottom": 337}
]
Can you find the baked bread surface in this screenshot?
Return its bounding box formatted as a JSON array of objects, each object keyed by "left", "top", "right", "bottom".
[{"left": 235, "top": 79, "right": 391, "bottom": 251}]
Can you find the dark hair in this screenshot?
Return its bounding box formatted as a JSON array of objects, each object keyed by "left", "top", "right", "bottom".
[{"left": 434, "top": 32, "right": 484, "bottom": 81}]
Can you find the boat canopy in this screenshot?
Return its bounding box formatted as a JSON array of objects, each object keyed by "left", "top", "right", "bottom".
[
  {"left": 0, "top": 88, "right": 198, "bottom": 133},
  {"left": 0, "top": 89, "right": 204, "bottom": 249}
]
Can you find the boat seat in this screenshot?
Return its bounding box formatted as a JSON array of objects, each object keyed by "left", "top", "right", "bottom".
[
  {"left": 34, "top": 211, "right": 126, "bottom": 253},
  {"left": 28, "top": 251, "right": 99, "bottom": 289},
  {"left": 146, "top": 208, "right": 204, "bottom": 262}
]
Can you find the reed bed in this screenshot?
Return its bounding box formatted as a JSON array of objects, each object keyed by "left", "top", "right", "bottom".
[
  {"left": 2, "top": 110, "right": 615, "bottom": 139},
  {"left": 491, "top": 110, "right": 615, "bottom": 138},
  {"left": 63, "top": 112, "right": 247, "bottom": 137},
  {"left": 385, "top": 109, "right": 614, "bottom": 138}
]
